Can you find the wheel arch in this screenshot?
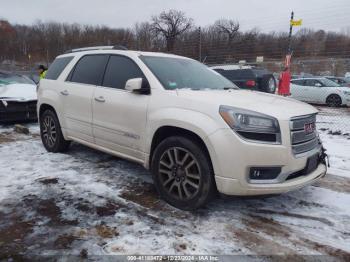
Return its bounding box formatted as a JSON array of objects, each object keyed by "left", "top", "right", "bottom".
[
  {"left": 147, "top": 125, "right": 221, "bottom": 178},
  {"left": 326, "top": 93, "right": 342, "bottom": 106},
  {"left": 39, "top": 103, "right": 67, "bottom": 139},
  {"left": 39, "top": 103, "right": 57, "bottom": 118}
]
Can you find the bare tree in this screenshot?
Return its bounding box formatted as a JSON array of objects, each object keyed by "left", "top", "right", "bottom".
[
  {"left": 151, "top": 9, "right": 193, "bottom": 51},
  {"left": 134, "top": 22, "right": 153, "bottom": 50},
  {"left": 214, "top": 19, "right": 240, "bottom": 44}
]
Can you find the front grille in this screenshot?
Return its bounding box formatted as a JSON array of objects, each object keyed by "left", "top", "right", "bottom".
[
  {"left": 0, "top": 100, "right": 37, "bottom": 122},
  {"left": 290, "top": 114, "right": 319, "bottom": 155}
]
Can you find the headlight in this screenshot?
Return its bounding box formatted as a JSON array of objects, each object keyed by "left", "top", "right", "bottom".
[{"left": 219, "top": 105, "right": 281, "bottom": 143}]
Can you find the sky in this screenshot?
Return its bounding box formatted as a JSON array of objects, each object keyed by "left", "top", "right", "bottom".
[{"left": 1, "top": 0, "right": 350, "bottom": 33}]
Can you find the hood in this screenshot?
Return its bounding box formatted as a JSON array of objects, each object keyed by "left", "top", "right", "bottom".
[
  {"left": 176, "top": 89, "right": 318, "bottom": 120},
  {"left": 0, "top": 83, "right": 37, "bottom": 102},
  {"left": 335, "top": 86, "right": 350, "bottom": 91}
]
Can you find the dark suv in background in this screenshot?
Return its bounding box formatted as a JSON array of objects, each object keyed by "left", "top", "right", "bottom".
[{"left": 211, "top": 66, "right": 277, "bottom": 93}]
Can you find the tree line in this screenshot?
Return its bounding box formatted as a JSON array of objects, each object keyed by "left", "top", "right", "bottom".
[{"left": 1, "top": 9, "right": 350, "bottom": 66}]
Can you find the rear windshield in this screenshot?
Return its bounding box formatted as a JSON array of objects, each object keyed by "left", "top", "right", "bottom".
[
  {"left": 46, "top": 56, "right": 74, "bottom": 80},
  {"left": 215, "top": 69, "right": 255, "bottom": 80},
  {"left": 251, "top": 69, "right": 269, "bottom": 76}
]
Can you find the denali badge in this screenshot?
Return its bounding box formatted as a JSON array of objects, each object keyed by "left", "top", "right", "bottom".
[{"left": 304, "top": 122, "right": 315, "bottom": 134}]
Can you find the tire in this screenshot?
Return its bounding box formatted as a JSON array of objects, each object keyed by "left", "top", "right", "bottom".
[
  {"left": 40, "top": 109, "right": 70, "bottom": 153},
  {"left": 261, "top": 75, "right": 276, "bottom": 94},
  {"left": 151, "top": 136, "right": 216, "bottom": 210},
  {"left": 326, "top": 94, "right": 342, "bottom": 107}
]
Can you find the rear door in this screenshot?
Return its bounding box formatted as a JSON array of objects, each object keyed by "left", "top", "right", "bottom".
[
  {"left": 92, "top": 55, "right": 150, "bottom": 161},
  {"left": 290, "top": 79, "right": 307, "bottom": 101},
  {"left": 61, "top": 54, "right": 109, "bottom": 142}
]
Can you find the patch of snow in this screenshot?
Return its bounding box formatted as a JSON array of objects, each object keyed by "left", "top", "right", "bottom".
[
  {"left": 0, "top": 117, "right": 349, "bottom": 256},
  {"left": 320, "top": 132, "right": 350, "bottom": 178}
]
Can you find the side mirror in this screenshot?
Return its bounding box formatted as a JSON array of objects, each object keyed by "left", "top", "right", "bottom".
[
  {"left": 125, "top": 78, "right": 142, "bottom": 92},
  {"left": 315, "top": 83, "right": 322, "bottom": 87},
  {"left": 125, "top": 78, "right": 150, "bottom": 94}
]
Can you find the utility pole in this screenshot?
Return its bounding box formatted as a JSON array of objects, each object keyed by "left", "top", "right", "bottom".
[
  {"left": 198, "top": 26, "right": 202, "bottom": 62},
  {"left": 287, "top": 11, "right": 294, "bottom": 55}
]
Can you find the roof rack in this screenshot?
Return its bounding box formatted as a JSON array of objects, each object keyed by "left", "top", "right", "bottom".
[{"left": 64, "top": 45, "right": 128, "bottom": 54}]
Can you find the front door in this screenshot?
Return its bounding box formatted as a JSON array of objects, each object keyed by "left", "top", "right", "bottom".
[
  {"left": 290, "top": 79, "right": 307, "bottom": 101},
  {"left": 92, "top": 55, "right": 150, "bottom": 161}
]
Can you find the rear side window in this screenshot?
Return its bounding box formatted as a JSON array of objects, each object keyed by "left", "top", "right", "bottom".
[
  {"left": 102, "top": 55, "right": 144, "bottom": 89},
  {"left": 45, "top": 56, "right": 73, "bottom": 80},
  {"left": 305, "top": 79, "right": 320, "bottom": 87},
  {"left": 291, "top": 80, "right": 304, "bottom": 85},
  {"left": 69, "top": 55, "right": 109, "bottom": 85}
]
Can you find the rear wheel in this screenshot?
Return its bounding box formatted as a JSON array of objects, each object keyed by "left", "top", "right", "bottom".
[
  {"left": 151, "top": 136, "right": 215, "bottom": 210},
  {"left": 40, "top": 109, "right": 70, "bottom": 152},
  {"left": 261, "top": 75, "right": 276, "bottom": 94},
  {"left": 326, "top": 94, "right": 342, "bottom": 107}
]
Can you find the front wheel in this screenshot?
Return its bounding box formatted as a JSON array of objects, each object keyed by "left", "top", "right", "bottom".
[
  {"left": 151, "top": 136, "right": 216, "bottom": 210},
  {"left": 326, "top": 94, "right": 342, "bottom": 107},
  {"left": 40, "top": 109, "right": 70, "bottom": 153}
]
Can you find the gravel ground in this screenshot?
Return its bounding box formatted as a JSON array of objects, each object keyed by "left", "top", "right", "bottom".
[{"left": 0, "top": 106, "right": 349, "bottom": 261}]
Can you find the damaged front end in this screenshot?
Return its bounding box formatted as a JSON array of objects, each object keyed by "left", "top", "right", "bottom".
[
  {"left": 0, "top": 98, "right": 37, "bottom": 123},
  {"left": 0, "top": 72, "right": 38, "bottom": 123}
]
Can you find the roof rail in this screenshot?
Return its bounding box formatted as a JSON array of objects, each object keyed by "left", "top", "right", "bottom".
[
  {"left": 64, "top": 45, "right": 128, "bottom": 54},
  {"left": 113, "top": 45, "right": 128, "bottom": 50}
]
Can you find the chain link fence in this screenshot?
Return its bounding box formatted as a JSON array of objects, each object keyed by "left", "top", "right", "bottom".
[{"left": 1, "top": 43, "right": 350, "bottom": 135}]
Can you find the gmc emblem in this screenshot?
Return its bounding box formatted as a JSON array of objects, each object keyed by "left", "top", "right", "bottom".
[{"left": 304, "top": 122, "right": 315, "bottom": 134}]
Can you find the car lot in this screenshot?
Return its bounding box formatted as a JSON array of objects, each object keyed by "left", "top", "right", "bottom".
[{"left": 0, "top": 106, "right": 349, "bottom": 259}]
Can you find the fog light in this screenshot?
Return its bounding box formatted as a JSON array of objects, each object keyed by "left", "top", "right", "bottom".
[{"left": 249, "top": 167, "right": 281, "bottom": 180}]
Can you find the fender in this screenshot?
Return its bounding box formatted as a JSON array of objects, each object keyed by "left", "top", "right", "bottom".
[{"left": 144, "top": 107, "right": 224, "bottom": 176}]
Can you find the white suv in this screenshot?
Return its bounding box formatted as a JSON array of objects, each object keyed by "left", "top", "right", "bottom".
[{"left": 38, "top": 46, "right": 327, "bottom": 210}]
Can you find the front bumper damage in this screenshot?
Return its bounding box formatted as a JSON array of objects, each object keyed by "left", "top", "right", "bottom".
[{"left": 0, "top": 99, "right": 37, "bottom": 122}]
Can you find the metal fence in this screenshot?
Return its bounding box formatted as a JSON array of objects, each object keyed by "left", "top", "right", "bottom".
[{"left": 1, "top": 52, "right": 349, "bottom": 135}]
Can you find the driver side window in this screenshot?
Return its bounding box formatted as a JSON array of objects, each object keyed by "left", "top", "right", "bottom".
[
  {"left": 305, "top": 79, "right": 322, "bottom": 87},
  {"left": 102, "top": 55, "right": 145, "bottom": 89}
]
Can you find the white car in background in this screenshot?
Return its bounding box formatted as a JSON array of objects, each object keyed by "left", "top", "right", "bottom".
[{"left": 290, "top": 77, "right": 350, "bottom": 107}]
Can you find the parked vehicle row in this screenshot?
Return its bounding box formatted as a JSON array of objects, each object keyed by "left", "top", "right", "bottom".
[{"left": 37, "top": 46, "right": 327, "bottom": 210}]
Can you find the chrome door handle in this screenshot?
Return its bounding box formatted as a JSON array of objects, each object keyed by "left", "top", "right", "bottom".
[
  {"left": 60, "top": 90, "right": 69, "bottom": 96},
  {"left": 95, "top": 96, "right": 105, "bottom": 103}
]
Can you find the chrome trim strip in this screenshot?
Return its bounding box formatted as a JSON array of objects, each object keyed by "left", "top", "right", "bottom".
[
  {"left": 291, "top": 129, "right": 317, "bottom": 144},
  {"left": 292, "top": 137, "right": 319, "bottom": 155}
]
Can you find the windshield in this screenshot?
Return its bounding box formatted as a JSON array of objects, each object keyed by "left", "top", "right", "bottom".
[
  {"left": 140, "top": 56, "right": 237, "bottom": 90},
  {"left": 319, "top": 78, "right": 340, "bottom": 87},
  {"left": 0, "top": 73, "right": 35, "bottom": 86}
]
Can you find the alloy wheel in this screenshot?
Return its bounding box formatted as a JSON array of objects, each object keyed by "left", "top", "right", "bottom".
[
  {"left": 268, "top": 78, "right": 275, "bottom": 93},
  {"left": 42, "top": 115, "right": 57, "bottom": 148},
  {"left": 327, "top": 95, "right": 341, "bottom": 107},
  {"left": 158, "top": 147, "right": 201, "bottom": 200}
]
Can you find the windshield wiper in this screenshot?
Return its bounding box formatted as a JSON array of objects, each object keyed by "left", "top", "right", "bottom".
[{"left": 223, "top": 87, "right": 238, "bottom": 90}]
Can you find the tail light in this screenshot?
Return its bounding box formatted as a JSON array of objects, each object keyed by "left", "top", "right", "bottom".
[{"left": 245, "top": 80, "right": 256, "bottom": 87}]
